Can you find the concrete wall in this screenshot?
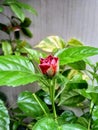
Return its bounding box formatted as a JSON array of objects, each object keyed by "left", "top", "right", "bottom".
[{"left": 22, "top": 0, "right": 98, "bottom": 47}]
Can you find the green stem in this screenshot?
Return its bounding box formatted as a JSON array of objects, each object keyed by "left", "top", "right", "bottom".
[
  {"left": 1, "top": 12, "right": 11, "bottom": 21},
  {"left": 88, "top": 103, "right": 95, "bottom": 130},
  {"left": 49, "top": 79, "right": 57, "bottom": 120},
  {"left": 88, "top": 66, "right": 96, "bottom": 130},
  {"left": 55, "top": 80, "right": 69, "bottom": 101},
  {"left": 33, "top": 93, "right": 48, "bottom": 116}
]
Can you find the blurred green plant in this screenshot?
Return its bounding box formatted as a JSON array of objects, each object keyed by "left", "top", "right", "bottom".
[{"left": 0, "top": 0, "right": 37, "bottom": 56}]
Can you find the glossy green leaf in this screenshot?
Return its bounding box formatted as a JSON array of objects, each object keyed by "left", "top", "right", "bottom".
[
  {"left": 87, "top": 70, "right": 98, "bottom": 83},
  {"left": 67, "top": 73, "right": 88, "bottom": 90},
  {"left": 2, "top": 41, "right": 12, "bottom": 55},
  {"left": 24, "top": 47, "right": 46, "bottom": 63},
  {"left": 61, "top": 124, "right": 87, "bottom": 130},
  {"left": 18, "top": 91, "right": 49, "bottom": 118},
  {"left": 0, "top": 55, "right": 39, "bottom": 86},
  {"left": 12, "top": 121, "right": 20, "bottom": 130},
  {"left": 67, "top": 82, "right": 88, "bottom": 91},
  {"left": 16, "top": 1, "right": 38, "bottom": 15},
  {"left": 15, "top": 40, "right": 32, "bottom": 49},
  {"left": 0, "top": 100, "right": 10, "bottom": 130},
  {"left": 92, "top": 119, "right": 98, "bottom": 130},
  {"left": 68, "top": 73, "right": 84, "bottom": 83},
  {"left": 59, "top": 90, "right": 85, "bottom": 106},
  {"left": 68, "top": 38, "right": 83, "bottom": 46},
  {"left": 92, "top": 106, "right": 98, "bottom": 121},
  {"left": 75, "top": 89, "right": 91, "bottom": 100},
  {"left": 77, "top": 117, "right": 88, "bottom": 128},
  {"left": 32, "top": 117, "right": 58, "bottom": 130},
  {"left": 59, "top": 110, "right": 77, "bottom": 124},
  {"left": 86, "top": 86, "right": 98, "bottom": 93},
  {"left": 10, "top": 4, "right": 25, "bottom": 22},
  {"left": 21, "top": 27, "right": 33, "bottom": 37},
  {"left": 55, "top": 46, "right": 98, "bottom": 65},
  {"left": 68, "top": 60, "right": 86, "bottom": 70},
  {"left": 0, "top": 6, "right": 4, "bottom": 12},
  {"left": 35, "top": 36, "right": 66, "bottom": 52},
  {"left": 86, "top": 86, "right": 98, "bottom": 105},
  {"left": 32, "top": 117, "right": 87, "bottom": 130}
]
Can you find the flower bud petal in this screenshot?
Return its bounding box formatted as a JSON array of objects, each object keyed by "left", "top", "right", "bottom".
[{"left": 39, "top": 55, "right": 59, "bottom": 77}]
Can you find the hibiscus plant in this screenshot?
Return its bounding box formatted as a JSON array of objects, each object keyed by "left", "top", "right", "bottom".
[
  {"left": 0, "top": 36, "right": 98, "bottom": 130},
  {"left": 0, "top": 0, "right": 37, "bottom": 56}
]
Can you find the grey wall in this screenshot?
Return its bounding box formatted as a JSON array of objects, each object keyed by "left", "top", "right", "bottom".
[
  {"left": 0, "top": 0, "right": 98, "bottom": 105},
  {"left": 23, "top": 0, "right": 98, "bottom": 47},
  {"left": 1, "top": 0, "right": 98, "bottom": 46}
]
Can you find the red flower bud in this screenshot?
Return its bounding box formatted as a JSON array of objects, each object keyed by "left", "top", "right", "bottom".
[{"left": 39, "top": 55, "right": 59, "bottom": 77}]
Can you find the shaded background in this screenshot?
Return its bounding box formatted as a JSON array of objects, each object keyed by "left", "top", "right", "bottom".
[{"left": 0, "top": 0, "right": 98, "bottom": 105}]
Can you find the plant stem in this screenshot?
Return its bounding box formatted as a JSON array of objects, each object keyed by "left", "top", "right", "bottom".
[
  {"left": 88, "top": 103, "right": 95, "bottom": 130},
  {"left": 88, "top": 65, "right": 96, "bottom": 130},
  {"left": 55, "top": 79, "right": 69, "bottom": 101},
  {"left": 49, "top": 79, "right": 57, "bottom": 120},
  {"left": 33, "top": 93, "right": 48, "bottom": 116},
  {"left": 1, "top": 12, "right": 11, "bottom": 21}
]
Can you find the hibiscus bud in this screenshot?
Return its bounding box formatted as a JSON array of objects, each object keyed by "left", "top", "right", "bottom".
[{"left": 39, "top": 55, "right": 59, "bottom": 77}]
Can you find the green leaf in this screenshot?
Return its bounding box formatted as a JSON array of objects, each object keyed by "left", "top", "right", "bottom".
[
  {"left": 92, "top": 119, "right": 98, "bottom": 130},
  {"left": 59, "top": 90, "right": 85, "bottom": 106},
  {"left": 15, "top": 40, "right": 32, "bottom": 49},
  {"left": 86, "top": 86, "right": 98, "bottom": 93},
  {"left": 0, "top": 55, "right": 39, "bottom": 86},
  {"left": 21, "top": 27, "right": 33, "bottom": 37},
  {"left": 20, "top": 17, "right": 32, "bottom": 27},
  {"left": 0, "top": 6, "right": 4, "bottom": 12},
  {"left": 3, "top": 0, "right": 37, "bottom": 16},
  {"left": 10, "top": 4, "right": 25, "bottom": 22},
  {"left": 18, "top": 91, "right": 49, "bottom": 118},
  {"left": 12, "top": 121, "right": 20, "bottom": 130},
  {"left": 61, "top": 124, "right": 87, "bottom": 130},
  {"left": 87, "top": 70, "right": 98, "bottom": 84},
  {"left": 32, "top": 117, "right": 58, "bottom": 130},
  {"left": 32, "top": 117, "right": 87, "bottom": 130},
  {"left": 2, "top": 41, "right": 12, "bottom": 55},
  {"left": 77, "top": 117, "right": 88, "bottom": 128},
  {"left": 0, "top": 100, "right": 10, "bottom": 130},
  {"left": 55, "top": 46, "right": 98, "bottom": 65},
  {"left": 16, "top": 1, "right": 38, "bottom": 15},
  {"left": 86, "top": 86, "right": 98, "bottom": 105},
  {"left": 3, "top": 0, "right": 17, "bottom": 5},
  {"left": 67, "top": 73, "right": 88, "bottom": 90},
  {"left": 35, "top": 36, "right": 66, "bottom": 52},
  {"left": 59, "top": 110, "right": 77, "bottom": 124},
  {"left": 75, "top": 89, "right": 91, "bottom": 100},
  {"left": 67, "top": 82, "right": 88, "bottom": 91},
  {"left": 68, "top": 60, "right": 86, "bottom": 70},
  {"left": 68, "top": 38, "right": 84, "bottom": 46},
  {"left": 24, "top": 47, "right": 46, "bottom": 63},
  {"left": 92, "top": 106, "right": 98, "bottom": 121}
]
